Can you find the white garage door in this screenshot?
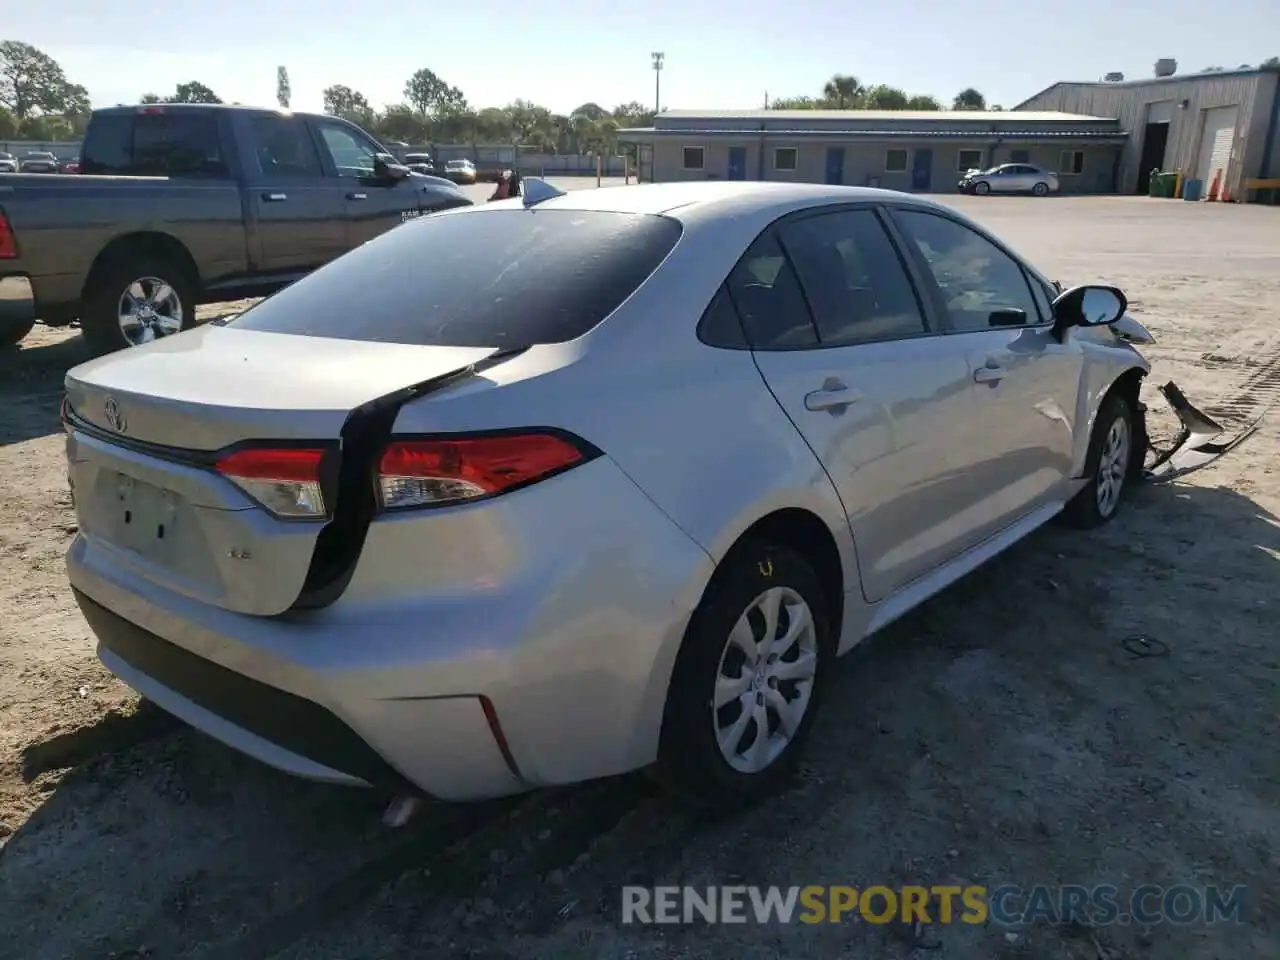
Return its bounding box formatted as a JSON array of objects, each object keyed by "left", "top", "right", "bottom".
[{"left": 1195, "top": 105, "right": 1239, "bottom": 184}]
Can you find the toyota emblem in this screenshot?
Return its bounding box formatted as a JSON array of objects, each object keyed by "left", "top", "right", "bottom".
[{"left": 103, "top": 397, "right": 127, "bottom": 434}]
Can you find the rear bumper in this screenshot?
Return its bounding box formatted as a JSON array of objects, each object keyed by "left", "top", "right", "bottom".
[{"left": 67, "top": 456, "right": 715, "bottom": 800}]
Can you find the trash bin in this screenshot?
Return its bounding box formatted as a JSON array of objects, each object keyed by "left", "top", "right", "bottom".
[
  {"left": 1153, "top": 172, "right": 1178, "bottom": 198},
  {"left": 1182, "top": 178, "right": 1204, "bottom": 202},
  {"left": 1147, "top": 168, "right": 1161, "bottom": 197}
]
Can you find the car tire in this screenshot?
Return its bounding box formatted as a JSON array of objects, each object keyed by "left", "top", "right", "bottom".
[
  {"left": 0, "top": 315, "right": 36, "bottom": 349},
  {"left": 652, "top": 540, "right": 834, "bottom": 809},
  {"left": 1032, "top": 182, "right": 1049, "bottom": 197},
  {"left": 1063, "top": 391, "right": 1137, "bottom": 529},
  {"left": 81, "top": 254, "right": 197, "bottom": 357},
  {"left": 974, "top": 181, "right": 991, "bottom": 196}
]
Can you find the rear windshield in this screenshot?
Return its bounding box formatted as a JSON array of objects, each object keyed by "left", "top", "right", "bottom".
[{"left": 228, "top": 209, "right": 683, "bottom": 347}]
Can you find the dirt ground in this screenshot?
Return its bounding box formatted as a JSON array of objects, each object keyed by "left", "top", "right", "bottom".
[{"left": 1, "top": 195, "right": 1277, "bottom": 960}]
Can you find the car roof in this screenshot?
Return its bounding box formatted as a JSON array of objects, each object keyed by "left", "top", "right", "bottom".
[{"left": 465, "top": 180, "right": 957, "bottom": 221}]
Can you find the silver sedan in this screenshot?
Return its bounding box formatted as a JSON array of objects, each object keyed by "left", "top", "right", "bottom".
[
  {"left": 961, "top": 163, "right": 1060, "bottom": 196},
  {"left": 62, "top": 181, "right": 1220, "bottom": 807}
]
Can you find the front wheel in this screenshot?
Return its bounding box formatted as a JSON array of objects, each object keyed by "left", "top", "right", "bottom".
[
  {"left": 653, "top": 541, "right": 834, "bottom": 808},
  {"left": 81, "top": 255, "right": 196, "bottom": 356},
  {"left": 1063, "top": 392, "right": 1136, "bottom": 528},
  {"left": 974, "top": 181, "right": 991, "bottom": 196}
]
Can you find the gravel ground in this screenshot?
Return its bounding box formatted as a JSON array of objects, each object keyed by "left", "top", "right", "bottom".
[{"left": 0, "top": 193, "right": 1277, "bottom": 960}]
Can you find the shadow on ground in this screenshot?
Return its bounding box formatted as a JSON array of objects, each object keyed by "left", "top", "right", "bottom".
[{"left": 1, "top": 480, "right": 1277, "bottom": 960}]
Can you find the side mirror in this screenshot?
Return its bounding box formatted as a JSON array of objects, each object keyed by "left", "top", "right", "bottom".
[
  {"left": 1051, "top": 284, "right": 1128, "bottom": 336},
  {"left": 373, "top": 153, "right": 410, "bottom": 181}
]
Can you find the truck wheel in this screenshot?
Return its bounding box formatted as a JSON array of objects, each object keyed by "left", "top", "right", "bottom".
[
  {"left": 0, "top": 315, "right": 36, "bottom": 349},
  {"left": 81, "top": 255, "right": 196, "bottom": 357}
]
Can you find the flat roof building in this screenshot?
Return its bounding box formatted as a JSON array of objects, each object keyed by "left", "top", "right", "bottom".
[{"left": 618, "top": 108, "right": 1129, "bottom": 193}]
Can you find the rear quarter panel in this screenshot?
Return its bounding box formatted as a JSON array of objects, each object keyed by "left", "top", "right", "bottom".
[{"left": 386, "top": 211, "right": 859, "bottom": 586}]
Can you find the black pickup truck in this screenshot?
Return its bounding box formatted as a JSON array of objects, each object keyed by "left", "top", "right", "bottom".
[{"left": 0, "top": 103, "right": 473, "bottom": 354}]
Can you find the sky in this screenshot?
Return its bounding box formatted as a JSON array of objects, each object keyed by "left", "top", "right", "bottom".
[{"left": 7, "top": 2, "right": 1280, "bottom": 117}]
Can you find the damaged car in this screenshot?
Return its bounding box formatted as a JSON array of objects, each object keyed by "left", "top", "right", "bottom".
[{"left": 61, "top": 181, "right": 1235, "bottom": 811}]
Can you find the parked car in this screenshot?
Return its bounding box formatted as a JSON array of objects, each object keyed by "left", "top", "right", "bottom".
[
  {"left": 959, "top": 163, "right": 1060, "bottom": 196},
  {"left": 62, "top": 180, "right": 1222, "bottom": 807},
  {"left": 0, "top": 103, "right": 473, "bottom": 352},
  {"left": 61, "top": 156, "right": 81, "bottom": 174},
  {"left": 0, "top": 152, "right": 17, "bottom": 173},
  {"left": 19, "top": 151, "right": 60, "bottom": 174},
  {"left": 403, "top": 152, "right": 435, "bottom": 174},
  {"left": 443, "top": 158, "right": 477, "bottom": 184}
]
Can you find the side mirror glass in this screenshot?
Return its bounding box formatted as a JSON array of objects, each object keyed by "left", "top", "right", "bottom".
[{"left": 1051, "top": 284, "right": 1128, "bottom": 329}]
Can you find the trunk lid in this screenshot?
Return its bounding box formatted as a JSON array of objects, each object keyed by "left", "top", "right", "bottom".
[{"left": 65, "top": 325, "right": 498, "bottom": 616}]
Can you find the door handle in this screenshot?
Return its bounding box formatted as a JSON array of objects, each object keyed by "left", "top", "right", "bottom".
[
  {"left": 262, "top": 192, "right": 287, "bottom": 202},
  {"left": 347, "top": 192, "right": 368, "bottom": 200},
  {"left": 973, "top": 365, "right": 1005, "bottom": 384},
  {"left": 804, "top": 384, "right": 862, "bottom": 412}
]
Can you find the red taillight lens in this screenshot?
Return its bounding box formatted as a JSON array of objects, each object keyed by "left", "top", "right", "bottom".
[
  {"left": 376, "top": 432, "right": 592, "bottom": 510},
  {"left": 0, "top": 210, "right": 17, "bottom": 259},
  {"left": 215, "top": 447, "right": 328, "bottom": 518}
]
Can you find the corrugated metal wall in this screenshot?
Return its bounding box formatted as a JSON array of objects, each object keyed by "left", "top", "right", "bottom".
[{"left": 1016, "top": 73, "right": 1277, "bottom": 196}]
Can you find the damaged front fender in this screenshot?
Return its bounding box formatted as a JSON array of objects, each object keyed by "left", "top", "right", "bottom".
[{"left": 1144, "top": 381, "right": 1263, "bottom": 483}]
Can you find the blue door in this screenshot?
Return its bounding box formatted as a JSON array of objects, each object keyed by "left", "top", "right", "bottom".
[
  {"left": 825, "top": 147, "right": 845, "bottom": 185},
  {"left": 911, "top": 149, "right": 933, "bottom": 191},
  {"left": 727, "top": 146, "right": 747, "bottom": 180}
]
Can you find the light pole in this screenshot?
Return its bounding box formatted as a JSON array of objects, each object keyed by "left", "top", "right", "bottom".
[{"left": 651, "top": 52, "right": 664, "bottom": 115}]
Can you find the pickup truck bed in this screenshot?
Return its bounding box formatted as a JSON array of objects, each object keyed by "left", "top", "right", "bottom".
[{"left": 0, "top": 103, "right": 472, "bottom": 354}]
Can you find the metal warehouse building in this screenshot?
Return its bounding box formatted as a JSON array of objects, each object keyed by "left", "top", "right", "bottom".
[
  {"left": 619, "top": 109, "right": 1129, "bottom": 193},
  {"left": 1014, "top": 65, "right": 1280, "bottom": 198}
]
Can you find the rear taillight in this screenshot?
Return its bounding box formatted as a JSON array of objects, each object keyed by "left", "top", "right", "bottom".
[
  {"left": 0, "top": 210, "right": 17, "bottom": 259},
  {"left": 215, "top": 447, "right": 328, "bottom": 518},
  {"left": 376, "top": 431, "right": 595, "bottom": 510}
]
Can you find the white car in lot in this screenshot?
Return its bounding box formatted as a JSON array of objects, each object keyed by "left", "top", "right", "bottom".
[
  {"left": 443, "top": 158, "right": 477, "bottom": 184},
  {"left": 960, "top": 163, "right": 1061, "bottom": 196},
  {"left": 62, "top": 181, "right": 1222, "bottom": 807}
]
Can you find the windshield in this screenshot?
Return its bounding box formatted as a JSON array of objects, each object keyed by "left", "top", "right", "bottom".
[{"left": 228, "top": 209, "right": 683, "bottom": 348}]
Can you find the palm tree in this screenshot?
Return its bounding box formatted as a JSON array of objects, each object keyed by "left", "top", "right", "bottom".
[{"left": 822, "top": 74, "right": 864, "bottom": 109}]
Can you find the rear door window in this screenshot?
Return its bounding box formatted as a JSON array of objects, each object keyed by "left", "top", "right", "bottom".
[
  {"left": 228, "top": 209, "right": 683, "bottom": 347},
  {"left": 248, "top": 114, "right": 323, "bottom": 178},
  {"left": 81, "top": 110, "right": 228, "bottom": 177}
]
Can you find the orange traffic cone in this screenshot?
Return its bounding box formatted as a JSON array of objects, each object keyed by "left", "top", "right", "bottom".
[{"left": 1207, "top": 168, "right": 1222, "bottom": 201}]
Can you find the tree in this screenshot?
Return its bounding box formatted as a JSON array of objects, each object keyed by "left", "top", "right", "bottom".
[
  {"left": 0, "top": 106, "right": 17, "bottom": 139},
  {"left": 768, "top": 95, "right": 823, "bottom": 110},
  {"left": 169, "top": 81, "right": 222, "bottom": 104},
  {"left": 276, "top": 66, "right": 290, "bottom": 109},
  {"left": 905, "top": 94, "right": 942, "bottom": 110},
  {"left": 322, "top": 84, "right": 375, "bottom": 127},
  {"left": 822, "top": 74, "right": 864, "bottom": 108},
  {"left": 404, "top": 67, "right": 466, "bottom": 118},
  {"left": 18, "top": 113, "right": 73, "bottom": 140},
  {"left": 1201, "top": 66, "right": 1225, "bottom": 73},
  {"left": 952, "top": 87, "right": 987, "bottom": 110},
  {"left": 1262, "top": 56, "right": 1280, "bottom": 68},
  {"left": 863, "top": 84, "right": 909, "bottom": 109},
  {"left": 377, "top": 103, "right": 427, "bottom": 143},
  {"left": 0, "top": 40, "right": 71, "bottom": 119},
  {"left": 140, "top": 92, "right": 162, "bottom": 104}
]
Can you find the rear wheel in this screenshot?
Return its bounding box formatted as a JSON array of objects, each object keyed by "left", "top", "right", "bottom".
[
  {"left": 0, "top": 315, "right": 35, "bottom": 348},
  {"left": 974, "top": 181, "right": 991, "bottom": 196},
  {"left": 81, "top": 255, "right": 196, "bottom": 357},
  {"left": 653, "top": 541, "right": 833, "bottom": 808},
  {"left": 1063, "top": 391, "right": 1136, "bottom": 528},
  {"left": 1032, "top": 181, "right": 1049, "bottom": 197}
]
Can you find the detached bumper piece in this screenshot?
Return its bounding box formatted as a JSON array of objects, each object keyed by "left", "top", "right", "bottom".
[{"left": 1144, "top": 381, "right": 1263, "bottom": 482}]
